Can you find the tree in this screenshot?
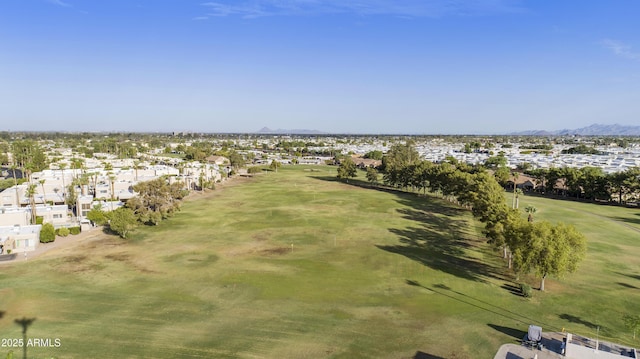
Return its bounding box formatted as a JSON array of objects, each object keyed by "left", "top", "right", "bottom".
[
  {"left": 65, "top": 183, "right": 77, "bottom": 213},
  {"left": 133, "top": 160, "right": 142, "bottom": 181},
  {"left": 10, "top": 164, "right": 20, "bottom": 206},
  {"left": 363, "top": 150, "right": 383, "bottom": 160},
  {"left": 336, "top": 157, "right": 357, "bottom": 182},
  {"left": 527, "top": 168, "right": 548, "bottom": 193},
  {"left": 107, "top": 207, "right": 137, "bottom": 239},
  {"left": 38, "top": 179, "right": 47, "bottom": 205},
  {"left": 484, "top": 154, "right": 507, "bottom": 169},
  {"left": 126, "top": 177, "right": 185, "bottom": 225},
  {"left": 578, "top": 167, "right": 608, "bottom": 201},
  {"left": 493, "top": 166, "right": 510, "bottom": 187},
  {"left": 227, "top": 151, "right": 246, "bottom": 169},
  {"left": 39, "top": 223, "right": 56, "bottom": 243},
  {"left": 382, "top": 141, "right": 420, "bottom": 188},
  {"left": 26, "top": 184, "right": 37, "bottom": 224},
  {"left": 108, "top": 173, "right": 117, "bottom": 202},
  {"left": 514, "top": 188, "right": 523, "bottom": 209},
  {"left": 624, "top": 314, "right": 640, "bottom": 339},
  {"left": 511, "top": 221, "right": 587, "bottom": 291},
  {"left": 511, "top": 172, "right": 520, "bottom": 209},
  {"left": 365, "top": 167, "right": 378, "bottom": 184},
  {"left": 524, "top": 205, "right": 537, "bottom": 222},
  {"left": 86, "top": 204, "right": 107, "bottom": 226},
  {"left": 58, "top": 162, "right": 67, "bottom": 201},
  {"left": 270, "top": 160, "right": 281, "bottom": 173}
]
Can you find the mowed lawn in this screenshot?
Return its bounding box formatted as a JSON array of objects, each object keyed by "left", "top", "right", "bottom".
[{"left": 1, "top": 166, "right": 639, "bottom": 358}]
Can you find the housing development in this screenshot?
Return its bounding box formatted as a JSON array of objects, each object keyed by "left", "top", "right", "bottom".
[{"left": 1, "top": 131, "right": 640, "bottom": 359}]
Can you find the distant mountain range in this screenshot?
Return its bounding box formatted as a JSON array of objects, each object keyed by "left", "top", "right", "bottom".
[
  {"left": 510, "top": 124, "right": 640, "bottom": 136},
  {"left": 256, "top": 127, "right": 328, "bottom": 135}
]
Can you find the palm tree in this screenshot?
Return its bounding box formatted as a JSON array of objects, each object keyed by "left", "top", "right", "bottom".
[
  {"left": 26, "top": 183, "right": 37, "bottom": 224},
  {"left": 525, "top": 205, "right": 537, "bottom": 222},
  {"left": 58, "top": 163, "right": 67, "bottom": 201},
  {"left": 514, "top": 188, "right": 523, "bottom": 209},
  {"left": 511, "top": 171, "right": 520, "bottom": 209},
  {"left": 39, "top": 179, "right": 46, "bottom": 205},
  {"left": 71, "top": 157, "right": 84, "bottom": 180},
  {"left": 108, "top": 173, "right": 117, "bottom": 211},
  {"left": 133, "top": 160, "right": 141, "bottom": 181},
  {"left": 10, "top": 164, "right": 20, "bottom": 206}
]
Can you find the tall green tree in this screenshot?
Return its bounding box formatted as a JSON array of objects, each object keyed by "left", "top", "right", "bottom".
[
  {"left": 86, "top": 204, "right": 107, "bottom": 226},
  {"left": 337, "top": 157, "right": 357, "bottom": 182},
  {"left": 382, "top": 141, "right": 420, "bottom": 188},
  {"left": 511, "top": 221, "right": 587, "bottom": 291},
  {"left": 26, "top": 184, "right": 37, "bottom": 224},
  {"left": 126, "top": 177, "right": 185, "bottom": 225},
  {"left": 365, "top": 167, "right": 378, "bottom": 184},
  {"left": 270, "top": 159, "right": 281, "bottom": 173},
  {"left": 107, "top": 207, "right": 137, "bottom": 239}
]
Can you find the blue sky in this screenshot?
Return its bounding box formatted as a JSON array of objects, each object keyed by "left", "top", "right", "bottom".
[{"left": 1, "top": 0, "right": 639, "bottom": 134}]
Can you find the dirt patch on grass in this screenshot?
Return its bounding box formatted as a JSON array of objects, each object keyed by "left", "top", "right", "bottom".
[
  {"left": 259, "top": 247, "right": 290, "bottom": 256},
  {"left": 252, "top": 232, "right": 271, "bottom": 241},
  {"left": 162, "top": 252, "right": 218, "bottom": 267},
  {"left": 65, "top": 255, "right": 88, "bottom": 263},
  {"left": 104, "top": 253, "right": 131, "bottom": 262}
]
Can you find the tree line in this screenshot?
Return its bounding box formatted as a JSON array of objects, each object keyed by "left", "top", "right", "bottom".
[
  {"left": 337, "top": 142, "right": 587, "bottom": 291},
  {"left": 87, "top": 177, "right": 188, "bottom": 239}
]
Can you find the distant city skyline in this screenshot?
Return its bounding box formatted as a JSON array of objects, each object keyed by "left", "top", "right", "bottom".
[{"left": 1, "top": 1, "right": 639, "bottom": 134}]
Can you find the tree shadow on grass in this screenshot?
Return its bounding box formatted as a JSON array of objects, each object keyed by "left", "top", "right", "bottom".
[
  {"left": 379, "top": 233, "right": 496, "bottom": 283},
  {"left": 488, "top": 324, "right": 527, "bottom": 341},
  {"left": 311, "top": 175, "right": 420, "bottom": 197},
  {"left": 412, "top": 352, "right": 446, "bottom": 359},
  {"left": 501, "top": 283, "right": 524, "bottom": 297},
  {"left": 615, "top": 271, "right": 640, "bottom": 281},
  {"left": 380, "top": 207, "right": 507, "bottom": 283},
  {"left": 612, "top": 213, "right": 640, "bottom": 232},
  {"left": 558, "top": 314, "right": 599, "bottom": 330},
  {"left": 312, "top": 175, "right": 507, "bottom": 283},
  {"left": 407, "top": 280, "right": 560, "bottom": 331},
  {"left": 617, "top": 282, "right": 639, "bottom": 289}
]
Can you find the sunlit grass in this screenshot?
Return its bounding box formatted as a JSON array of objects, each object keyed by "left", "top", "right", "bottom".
[{"left": 0, "top": 166, "right": 639, "bottom": 358}]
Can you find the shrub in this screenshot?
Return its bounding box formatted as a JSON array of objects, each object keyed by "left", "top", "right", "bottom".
[
  {"left": 57, "top": 227, "right": 70, "bottom": 237},
  {"left": 69, "top": 227, "right": 81, "bottom": 235},
  {"left": 520, "top": 283, "right": 532, "bottom": 298},
  {"left": 35, "top": 216, "right": 44, "bottom": 225},
  {"left": 87, "top": 206, "right": 108, "bottom": 226},
  {"left": 247, "top": 166, "right": 262, "bottom": 174},
  {"left": 40, "top": 223, "right": 56, "bottom": 243}
]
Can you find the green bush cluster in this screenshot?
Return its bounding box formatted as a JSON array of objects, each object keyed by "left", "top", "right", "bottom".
[
  {"left": 520, "top": 283, "right": 532, "bottom": 298},
  {"left": 69, "top": 227, "right": 81, "bottom": 235},
  {"left": 40, "top": 223, "right": 56, "bottom": 243},
  {"left": 56, "top": 227, "right": 70, "bottom": 237}
]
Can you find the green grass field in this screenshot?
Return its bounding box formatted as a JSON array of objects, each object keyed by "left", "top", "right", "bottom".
[{"left": 1, "top": 166, "right": 639, "bottom": 358}]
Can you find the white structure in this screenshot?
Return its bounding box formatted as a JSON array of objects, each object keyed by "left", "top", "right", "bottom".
[
  {"left": 565, "top": 333, "right": 637, "bottom": 359},
  {"left": 0, "top": 224, "right": 41, "bottom": 254}
]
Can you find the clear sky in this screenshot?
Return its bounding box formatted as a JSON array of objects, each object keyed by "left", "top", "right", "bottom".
[{"left": 1, "top": 1, "right": 639, "bottom": 134}]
